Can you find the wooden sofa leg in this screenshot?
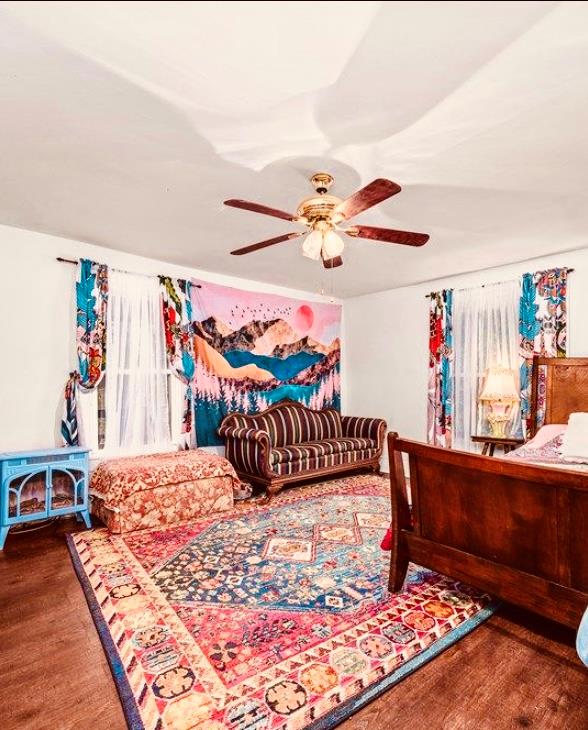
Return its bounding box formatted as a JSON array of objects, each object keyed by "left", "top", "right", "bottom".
[
  {"left": 260, "top": 482, "right": 284, "bottom": 503},
  {"left": 267, "top": 482, "right": 284, "bottom": 501}
]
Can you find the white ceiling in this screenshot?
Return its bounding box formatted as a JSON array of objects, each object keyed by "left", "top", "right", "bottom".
[{"left": 1, "top": 1, "right": 587, "bottom": 297}]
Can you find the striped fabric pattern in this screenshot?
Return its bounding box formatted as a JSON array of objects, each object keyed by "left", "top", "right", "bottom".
[
  {"left": 222, "top": 404, "right": 342, "bottom": 447},
  {"left": 271, "top": 437, "right": 375, "bottom": 465},
  {"left": 219, "top": 402, "right": 387, "bottom": 480},
  {"left": 273, "top": 448, "right": 379, "bottom": 476},
  {"left": 221, "top": 427, "right": 272, "bottom": 477},
  {"left": 342, "top": 415, "right": 387, "bottom": 442}
]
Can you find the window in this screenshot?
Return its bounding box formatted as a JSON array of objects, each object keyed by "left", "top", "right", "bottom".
[
  {"left": 452, "top": 280, "right": 521, "bottom": 451},
  {"left": 78, "top": 271, "right": 183, "bottom": 456}
]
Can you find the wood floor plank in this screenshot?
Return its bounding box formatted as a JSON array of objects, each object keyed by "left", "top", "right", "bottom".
[{"left": 0, "top": 518, "right": 586, "bottom": 730}]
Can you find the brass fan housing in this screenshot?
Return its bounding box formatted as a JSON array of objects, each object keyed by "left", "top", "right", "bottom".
[
  {"left": 296, "top": 173, "right": 343, "bottom": 226},
  {"left": 296, "top": 194, "right": 342, "bottom": 225}
]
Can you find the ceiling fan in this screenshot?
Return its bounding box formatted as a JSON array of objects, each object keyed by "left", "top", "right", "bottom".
[{"left": 224, "top": 172, "right": 429, "bottom": 269}]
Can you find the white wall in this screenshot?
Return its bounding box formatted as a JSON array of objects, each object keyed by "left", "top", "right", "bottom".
[
  {"left": 344, "top": 247, "right": 588, "bottom": 467},
  {"left": 0, "top": 224, "right": 343, "bottom": 452},
  {"left": 4, "top": 219, "right": 585, "bottom": 462}
]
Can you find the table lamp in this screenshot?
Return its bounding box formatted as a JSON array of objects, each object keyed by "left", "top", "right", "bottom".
[{"left": 479, "top": 367, "right": 520, "bottom": 438}]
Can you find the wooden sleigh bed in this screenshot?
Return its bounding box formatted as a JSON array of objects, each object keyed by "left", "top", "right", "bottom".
[{"left": 388, "top": 357, "right": 588, "bottom": 629}]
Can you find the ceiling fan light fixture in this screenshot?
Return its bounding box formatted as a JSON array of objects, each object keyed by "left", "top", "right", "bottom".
[
  {"left": 302, "top": 230, "right": 323, "bottom": 260},
  {"left": 322, "top": 230, "right": 344, "bottom": 258},
  {"left": 224, "top": 173, "right": 428, "bottom": 262}
]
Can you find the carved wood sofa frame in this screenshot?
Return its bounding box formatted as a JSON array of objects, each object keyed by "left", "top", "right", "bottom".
[{"left": 219, "top": 399, "right": 386, "bottom": 499}]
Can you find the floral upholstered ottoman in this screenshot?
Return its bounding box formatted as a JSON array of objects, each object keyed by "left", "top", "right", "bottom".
[{"left": 90, "top": 449, "right": 239, "bottom": 533}]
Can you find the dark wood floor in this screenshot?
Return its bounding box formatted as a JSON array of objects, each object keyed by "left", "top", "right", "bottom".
[{"left": 1, "top": 518, "right": 586, "bottom": 730}]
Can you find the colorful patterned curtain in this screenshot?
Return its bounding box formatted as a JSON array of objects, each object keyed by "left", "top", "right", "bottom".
[
  {"left": 427, "top": 289, "right": 454, "bottom": 447},
  {"left": 519, "top": 267, "right": 568, "bottom": 435},
  {"left": 160, "top": 276, "right": 196, "bottom": 447},
  {"left": 61, "top": 374, "right": 80, "bottom": 447},
  {"left": 61, "top": 259, "right": 109, "bottom": 446}
]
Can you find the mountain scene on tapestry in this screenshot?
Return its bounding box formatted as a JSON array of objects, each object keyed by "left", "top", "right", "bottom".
[{"left": 191, "top": 280, "right": 341, "bottom": 446}]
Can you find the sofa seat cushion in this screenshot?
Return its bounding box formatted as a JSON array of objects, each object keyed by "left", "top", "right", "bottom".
[
  {"left": 271, "top": 437, "right": 375, "bottom": 465},
  {"left": 272, "top": 448, "right": 379, "bottom": 476}
]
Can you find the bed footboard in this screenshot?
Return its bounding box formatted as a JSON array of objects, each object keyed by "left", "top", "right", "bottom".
[{"left": 387, "top": 433, "right": 588, "bottom": 628}]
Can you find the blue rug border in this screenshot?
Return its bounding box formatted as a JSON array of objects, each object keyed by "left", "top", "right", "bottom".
[
  {"left": 308, "top": 599, "right": 499, "bottom": 730},
  {"left": 66, "top": 532, "right": 144, "bottom": 730},
  {"left": 67, "top": 530, "right": 498, "bottom": 730}
]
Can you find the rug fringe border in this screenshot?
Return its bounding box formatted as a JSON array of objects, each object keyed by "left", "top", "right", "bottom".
[
  {"left": 307, "top": 599, "right": 500, "bottom": 730},
  {"left": 66, "top": 533, "right": 144, "bottom": 730}
]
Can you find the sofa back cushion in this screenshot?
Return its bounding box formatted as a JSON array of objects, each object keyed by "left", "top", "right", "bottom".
[
  {"left": 222, "top": 402, "right": 342, "bottom": 447},
  {"left": 304, "top": 409, "right": 343, "bottom": 442}
]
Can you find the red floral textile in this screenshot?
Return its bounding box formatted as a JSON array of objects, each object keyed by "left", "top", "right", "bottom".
[
  {"left": 91, "top": 449, "right": 239, "bottom": 507},
  {"left": 91, "top": 475, "right": 234, "bottom": 533},
  {"left": 90, "top": 450, "right": 239, "bottom": 533}
]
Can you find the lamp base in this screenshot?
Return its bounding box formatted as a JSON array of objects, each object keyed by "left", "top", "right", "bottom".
[
  {"left": 485, "top": 398, "right": 516, "bottom": 439},
  {"left": 487, "top": 413, "right": 511, "bottom": 438},
  {"left": 488, "top": 421, "right": 509, "bottom": 438}
]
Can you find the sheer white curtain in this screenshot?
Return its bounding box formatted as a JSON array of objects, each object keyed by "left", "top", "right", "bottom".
[
  {"left": 453, "top": 280, "right": 521, "bottom": 451},
  {"left": 78, "top": 388, "right": 99, "bottom": 452},
  {"left": 104, "top": 271, "right": 171, "bottom": 453}
]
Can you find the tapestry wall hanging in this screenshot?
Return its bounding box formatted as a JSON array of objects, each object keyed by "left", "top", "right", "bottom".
[{"left": 191, "top": 280, "right": 341, "bottom": 446}]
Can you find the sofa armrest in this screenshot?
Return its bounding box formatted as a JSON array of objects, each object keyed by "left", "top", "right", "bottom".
[
  {"left": 341, "top": 416, "right": 387, "bottom": 450},
  {"left": 218, "top": 425, "right": 273, "bottom": 478}
]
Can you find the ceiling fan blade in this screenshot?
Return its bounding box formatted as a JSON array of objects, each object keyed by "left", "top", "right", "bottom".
[
  {"left": 230, "top": 231, "right": 303, "bottom": 256},
  {"left": 322, "top": 255, "right": 343, "bottom": 269},
  {"left": 334, "top": 179, "right": 401, "bottom": 221},
  {"left": 224, "top": 199, "right": 297, "bottom": 222},
  {"left": 345, "top": 225, "right": 429, "bottom": 247}
]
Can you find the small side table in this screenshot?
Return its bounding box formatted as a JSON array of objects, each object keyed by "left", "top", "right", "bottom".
[
  {"left": 471, "top": 435, "right": 524, "bottom": 456},
  {"left": 0, "top": 446, "right": 90, "bottom": 549}
]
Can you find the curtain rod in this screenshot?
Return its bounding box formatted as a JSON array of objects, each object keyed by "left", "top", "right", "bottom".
[
  {"left": 56, "top": 257, "right": 202, "bottom": 287},
  {"left": 423, "top": 267, "right": 575, "bottom": 299}
]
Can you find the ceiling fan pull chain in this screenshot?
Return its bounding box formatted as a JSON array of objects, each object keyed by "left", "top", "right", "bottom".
[{"left": 330, "top": 266, "right": 335, "bottom": 302}]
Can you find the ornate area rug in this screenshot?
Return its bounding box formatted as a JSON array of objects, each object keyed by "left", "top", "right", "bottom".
[{"left": 67, "top": 474, "right": 495, "bottom": 730}]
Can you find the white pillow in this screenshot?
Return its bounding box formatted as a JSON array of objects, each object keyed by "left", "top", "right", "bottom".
[{"left": 560, "top": 412, "right": 588, "bottom": 463}]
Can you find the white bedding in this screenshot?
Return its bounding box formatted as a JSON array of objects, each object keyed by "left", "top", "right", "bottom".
[
  {"left": 560, "top": 412, "right": 588, "bottom": 463},
  {"left": 504, "top": 424, "right": 588, "bottom": 473}
]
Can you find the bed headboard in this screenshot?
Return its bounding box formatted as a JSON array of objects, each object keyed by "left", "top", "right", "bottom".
[{"left": 530, "top": 356, "right": 588, "bottom": 436}]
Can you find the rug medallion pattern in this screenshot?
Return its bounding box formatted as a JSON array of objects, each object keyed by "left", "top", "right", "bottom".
[{"left": 69, "top": 475, "right": 493, "bottom": 730}]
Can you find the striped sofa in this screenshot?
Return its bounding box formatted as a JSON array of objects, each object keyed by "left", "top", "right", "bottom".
[{"left": 218, "top": 399, "right": 386, "bottom": 498}]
